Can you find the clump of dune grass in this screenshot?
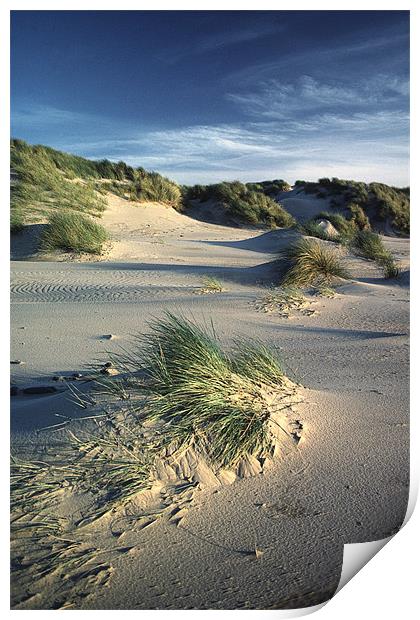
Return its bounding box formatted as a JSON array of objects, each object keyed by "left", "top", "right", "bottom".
[
  {"left": 351, "top": 230, "right": 399, "bottom": 279},
  {"left": 198, "top": 275, "right": 224, "bottom": 294},
  {"left": 41, "top": 210, "right": 109, "bottom": 254},
  {"left": 116, "top": 313, "right": 296, "bottom": 469},
  {"left": 381, "top": 257, "right": 400, "bottom": 279},
  {"left": 255, "top": 287, "right": 311, "bottom": 318},
  {"left": 351, "top": 229, "right": 386, "bottom": 259},
  {"left": 315, "top": 285, "right": 336, "bottom": 298},
  {"left": 281, "top": 238, "right": 350, "bottom": 287},
  {"left": 11, "top": 314, "right": 302, "bottom": 605}
]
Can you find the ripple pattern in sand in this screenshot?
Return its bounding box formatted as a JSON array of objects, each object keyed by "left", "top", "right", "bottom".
[{"left": 10, "top": 269, "right": 193, "bottom": 303}]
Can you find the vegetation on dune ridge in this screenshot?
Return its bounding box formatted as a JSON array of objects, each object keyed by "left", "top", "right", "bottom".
[
  {"left": 41, "top": 211, "right": 109, "bottom": 254},
  {"left": 281, "top": 238, "right": 350, "bottom": 287},
  {"left": 300, "top": 211, "right": 400, "bottom": 279},
  {"left": 133, "top": 171, "right": 182, "bottom": 208},
  {"left": 351, "top": 230, "right": 400, "bottom": 278},
  {"left": 300, "top": 207, "right": 400, "bottom": 279},
  {"left": 295, "top": 177, "right": 409, "bottom": 235},
  {"left": 183, "top": 180, "right": 295, "bottom": 228},
  {"left": 11, "top": 139, "right": 107, "bottom": 230},
  {"left": 95, "top": 171, "right": 181, "bottom": 208},
  {"left": 245, "top": 179, "right": 291, "bottom": 196},
  {"left": 10, "top": 139, "right": 183, "bottom": 230}
]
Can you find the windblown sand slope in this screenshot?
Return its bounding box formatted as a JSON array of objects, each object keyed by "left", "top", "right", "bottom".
[
  {"left": 277, "top": 187, "right": 334, "bottom": 222},
  {"left": 10, "top": 195, "right": 409, "bottom": 609}
]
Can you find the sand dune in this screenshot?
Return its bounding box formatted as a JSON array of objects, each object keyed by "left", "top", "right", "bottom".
[
  {"left": 101, "top": 194, "right": 287, "bottom": 263},
  {"left": 277, "top": 187, "right": 334, "bottom": 222},
  {"left": 10, "top": 194, "right": 409, "bottom": 609}
]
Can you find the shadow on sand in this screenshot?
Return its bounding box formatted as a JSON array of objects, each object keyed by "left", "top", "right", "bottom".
[
  {"left": 11, "top": 224, "right": 46, "bottom": 260},
  {"left": 77, "top": 258, "right": 286, "bottom": 286},
  {"left": 189, "top": 228, "right": 299, "bottom": 253}
]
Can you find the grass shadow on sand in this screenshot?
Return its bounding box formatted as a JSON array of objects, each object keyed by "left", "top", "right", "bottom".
[
  {"left": 354, "top": 272, "right": 409, "bottom": 287},
  {"left": 10, "top": 374, "right": 96, "bottom": 434},
  {"left": 76, "top": 260, "right": 286, "bottom": 287},
  {"left": 11, "top": 223, "right": 47, "bottom": 260},
  {"left": 262, "top": 323, "right": 407, "bottom": 341},
  {"left": 189, "top": 228, "right": 299, "bottom": 254}
]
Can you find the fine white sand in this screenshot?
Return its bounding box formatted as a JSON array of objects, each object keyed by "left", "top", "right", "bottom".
[{"left": 10, "top": 193, "right": 409, "bottom": 609}]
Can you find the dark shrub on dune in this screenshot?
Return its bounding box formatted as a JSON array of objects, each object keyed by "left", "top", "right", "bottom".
[
  {"left": 296, "top": 177, "right": 409, "bottom": 235},
  {"left": 183, "top": 180, "right": 295, "bottom": 228}
]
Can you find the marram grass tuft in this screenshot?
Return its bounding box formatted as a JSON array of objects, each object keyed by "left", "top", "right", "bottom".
[
  {"left": 281, "top": 238, "right": 350, "bottom": 287},
  {"left": 198, "top": 275, "right": 224, "bottom": 294},
  {"left": 114, "top": 313, "right": 294, "bottom": 468},
  {"left": 41, "top": 210, "right": 109, "bottom": 254}
]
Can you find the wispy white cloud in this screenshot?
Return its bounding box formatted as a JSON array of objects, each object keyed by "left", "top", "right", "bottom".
[
  {"left": 157, "top": 21, "right": 284, "bottom": 64},
  {"left": 196, "top": 23, "right": 283, "bottom": 53},
  {"left": 227, "top": 75, "right": 409, "bottom": 120},
  {"left": 224, "top": 31, "right": 409, "bottom": 85},
  {"left": 11, "top": 104, "right": 92, "bottom": 127},
  {"left": 284, "top": 110, "right": 409, "bottom": 134}
]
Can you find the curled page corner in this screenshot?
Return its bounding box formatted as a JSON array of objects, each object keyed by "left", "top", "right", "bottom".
[
  {"left": 262, "top": 601, "right": 329, "bottom": 618},
  {"left": 335, "top": 536, "right": 392, "bottom": 595},
  {"left": 335, "top": 480, "right": 417, "bottom": 597},
  {"left": 285, "top": 602, "right": 329, "bottom": 617},
  {"left": 275, "top": 536, "right": 395, "bottom": 618}
]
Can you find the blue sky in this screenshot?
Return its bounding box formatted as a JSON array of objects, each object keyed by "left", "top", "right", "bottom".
[{"left": 11, "top": 10, "right": 409, "bottom": 185}]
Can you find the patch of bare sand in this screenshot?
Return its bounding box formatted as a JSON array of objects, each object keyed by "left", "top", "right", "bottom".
[
  {"left": 100, "top": 194, "right": 272, "bottom": 263},
  {"left": 277, "top": 187, "right": 335, "bottom": 223}
]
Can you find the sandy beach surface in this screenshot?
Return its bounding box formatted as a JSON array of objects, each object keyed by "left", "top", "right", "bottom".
[{"left": 10, "top": 194, "right": 409, "bottom": 609}]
